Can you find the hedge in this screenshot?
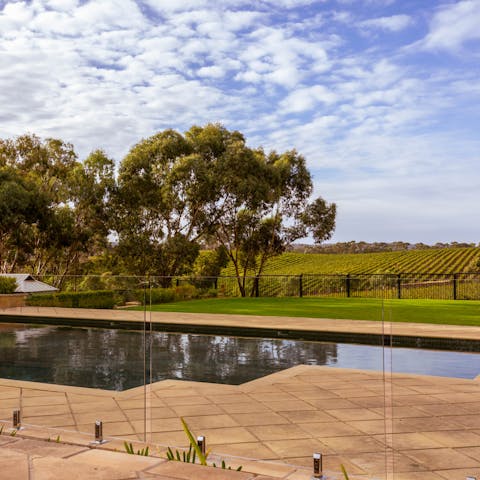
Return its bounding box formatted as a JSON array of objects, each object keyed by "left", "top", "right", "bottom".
[
  {"left": 27, "top": 290, "right": 117, "bottom": 309},
  {"left": 0, "top": 277, "right": 17, "bottom": 294}
]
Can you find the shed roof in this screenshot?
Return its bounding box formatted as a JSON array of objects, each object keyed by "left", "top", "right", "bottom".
[{"left": 0, "top": 274, "right": 58, "bottom": 293}]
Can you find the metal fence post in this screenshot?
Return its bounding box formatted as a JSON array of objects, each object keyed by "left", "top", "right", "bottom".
[
  {"left": 254, "top": 276, "right": 259, "bottom": 297},
  {"left": 453, "top": 273, "right": 458, "bottom": 300},
  {"left": 299, "top": 274, "right": 303, "bottom": 298},
  {"left": 397, "top": 274, "right": 401, "bottom": 299},
  {"left": 346, "top": 274, "right": 351, "bottom": 298}
]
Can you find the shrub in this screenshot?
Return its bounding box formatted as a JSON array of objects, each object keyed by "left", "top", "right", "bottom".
[
  {"left": 0, "top": 277, "right": 17, "bottom": 294},
  {"left": 27, "top": 290, "right": 117, "bottom": 309},
  {"left": 175, "top": 284, "right": 199, "bottom": 300}
]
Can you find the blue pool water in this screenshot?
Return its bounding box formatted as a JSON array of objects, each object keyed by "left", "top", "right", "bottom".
[{"left": 0, "top": 323, "right": 478, "bottom": 390}]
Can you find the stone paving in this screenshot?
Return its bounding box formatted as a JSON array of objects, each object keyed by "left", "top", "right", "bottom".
[
  {"left": 0, "top": 435, "right": 277, "bottom": 480},
  {"left": 1, "top": 306, "right": 480, "bottom": 479},
  {"left": 2, "top": 305, "right": 480, "bottom": 341},
  {"left": 1, "top": 366, "right": 480, "bottom": 479}
]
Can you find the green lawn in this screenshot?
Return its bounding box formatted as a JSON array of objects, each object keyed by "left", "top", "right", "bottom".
[{"left": 135, "top": 297, "right": 480, "bottom": 326}]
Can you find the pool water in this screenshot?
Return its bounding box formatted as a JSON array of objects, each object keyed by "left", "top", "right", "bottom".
[{"left": 0, "top": 323, "right": 478, "bottom": 391}]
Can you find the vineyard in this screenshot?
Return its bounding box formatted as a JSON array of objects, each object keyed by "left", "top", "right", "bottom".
[
  {"left": 220, "top": 247, "right": 480, "bottom": 276},
  {"left": 216, "top": 248, "right": 480, "bottom": 300}
]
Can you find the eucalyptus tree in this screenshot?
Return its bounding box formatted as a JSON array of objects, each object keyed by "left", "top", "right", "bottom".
[
  {"left": 113, "top": 129, "right": 207, "bottom": 284},
  {"left": 188, "top": 124, "right": 336, "bottom": 296},
  {"left": 113, "top": 124, "right": 336, "bottom": 295},
  {"left": 0, "top": 134, "right": 114, "bottom": 280}
]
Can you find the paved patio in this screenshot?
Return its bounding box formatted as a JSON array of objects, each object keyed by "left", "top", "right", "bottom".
[
  {"left": 2, "top": 305, "right": 480, "bottom": 341},
  {"left": 1, "top": 307, "right": 479, "bottom": 479},
  {"left": 1, "top": 366, "right": 480, "bottom": 479}
]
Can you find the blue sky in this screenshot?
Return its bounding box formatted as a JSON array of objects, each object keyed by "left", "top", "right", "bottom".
[{"left": 1, "top": 0, "right": 479, "bottom": 244}]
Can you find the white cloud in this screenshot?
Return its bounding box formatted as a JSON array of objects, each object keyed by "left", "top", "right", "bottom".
[
  {"left": 421, "top": 0, "right": 480, "bottom": 52},
  {"left": 359, "top": 14, "right": 412, "bottom": 32},
  {"left": 280, "top": 85, "right": 338, "bottom": 113},
  {"left": 1, "top": 0, "right": 479, "bottom": 243}
]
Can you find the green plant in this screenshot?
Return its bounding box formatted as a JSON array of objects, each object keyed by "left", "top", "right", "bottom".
[
  {"left": 166, "top": 444, "right": 197, "bottom": 463},
  {"left": 341, "top": 464, "right": 350, "bottom": 479},
  {"left": 165, "top": 418, "right": 241, "bottom": 471},
  {"left": 27, "top": 290, "right": 117, "bottom": 309},
  {"left": 10, "top": 429, "right": 17, "bottom": 436},
  {"left": 124, "top": 441, "right": 149, "bottom": 456},
  {"left": 0, "top": 277, "right": 17, "bottom": 294},
  {"left": 211, "top": 459, "right": 242, "bottom": 471}
]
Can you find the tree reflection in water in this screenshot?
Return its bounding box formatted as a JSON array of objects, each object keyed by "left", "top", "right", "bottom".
[{"left": 0, "top": 324, "right": 337, "bottom": 390}]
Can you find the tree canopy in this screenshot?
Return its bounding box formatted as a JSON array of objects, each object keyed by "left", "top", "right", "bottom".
[{"left": 0, "top": 125, "right": 336, "bottom": 294}]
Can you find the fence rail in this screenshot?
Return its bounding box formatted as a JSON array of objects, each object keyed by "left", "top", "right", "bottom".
[{"left": 26, "top": 272, "right": 480, "bottom": 301}]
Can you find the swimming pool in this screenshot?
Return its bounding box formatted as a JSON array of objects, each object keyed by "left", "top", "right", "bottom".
[{"left": 0, "top": 323, "right": 478, "bottom": 390}]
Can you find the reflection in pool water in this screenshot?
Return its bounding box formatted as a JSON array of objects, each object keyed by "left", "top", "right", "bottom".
[{"left": 0, "top": 323, "right": 478, "bottom": 391}]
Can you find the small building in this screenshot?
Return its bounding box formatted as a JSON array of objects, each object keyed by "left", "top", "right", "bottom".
[{"left": 0, "top": 274, "right": 58, "bottom": 294}]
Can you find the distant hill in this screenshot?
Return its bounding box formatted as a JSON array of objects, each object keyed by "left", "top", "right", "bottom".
[{"left": 220, "top": 247, "right": 480, "bottom": 275}]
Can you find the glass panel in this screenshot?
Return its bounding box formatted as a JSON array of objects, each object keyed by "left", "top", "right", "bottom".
[
  {"left": 145, "top": 274, "right": 391, "bottom": 479},
  {"left": 389, "top": 274, "right": 480, "bottom": 479},
  {"left": 0, "top": 274, "right": 150, "bottom": 448}
]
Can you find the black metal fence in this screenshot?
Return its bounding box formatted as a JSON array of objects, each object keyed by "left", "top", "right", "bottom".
[
  {"left": 178, "top": 272, "right": 480, "bottom": 300},
  {"left": 25, "top": 272, "right": 480, "bottom": 301}
]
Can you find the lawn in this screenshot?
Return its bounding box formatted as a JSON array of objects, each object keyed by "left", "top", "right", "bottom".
[{"left": 135, "top": 297, "right": 480, "bottom": 326}]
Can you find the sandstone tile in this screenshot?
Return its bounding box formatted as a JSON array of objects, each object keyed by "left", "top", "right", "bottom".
[
  {"left": 1, "top": 438, "right": 88, "bottom": 457},
  {"left": 421, "top": 430, "right": 480, "bottom": 448},
  {"left": 162, "top": 395, "right": 212, "bottom": 406},
  {"left": 435, "top": 468, "right": 480, "bottom": 480},
  {"left": 230, "top": 412, "right": 288, "bottom": 426},
  {"left": 373, "top": 432, "right": 444, "bottom": 450},
  {"left": 182, "top": 414, "right": 239, "bottom": 430},
  {"left": 73, "top": 448, "right": 162, "bottom": 470},
  {"left": 74, "top": 410, "right": 127, "bottom": 424},
  {"left": 32, "top": 456, "right": 137, "bottom": 480},
  {"left": 249, "top": 393, "right": 297, "bottom": 403},
  {"left": 22, "top": 395, "right": 67, "bottom": 407},
  {"left": 171, "top": 403, "right": 224, "bottom": 416},
  {"left": 0, "top": 447, "right": 29, "bottom": 479},
  {"left": 101, "top": 420, "right": 136, "bottom": 436},
  {"left": 455, "top": 445, "right": 480, "bottom": 461},
  {"left": 247, "top": 424, "right": 312, "bottom": 441},
  {"left": 325, "top": 408, "right": 384, "bottom": 422},
  {"left": 451, "top": 415, "right": 480, "bottom": 429},
  {"left": 403, "top": 447, "right": 479, "bottom": 469},
  {"left": 219, "top": 401, "right": 271, "bottom": 414},
  {"left": 147, "top": 460, "right": 252, "bottom": 479},
  {"left": 206, "top": 393, "right": 252, "bottom": 404},
  {"left": 391, "top": 416, "right": 462, "bottom": 433},
  {"left": 264, "top": 400, "right": 315, "bottom": 412},
  {"left": 306, "top": 398, "right": 359, "bottom": 410},
  {"left": 370, "top": 405, "right": 429, "bottom": 418},
  {"left": 348, "top": 450, "right": 428, "bottom": 474},
  {"left": 265, "top": 438, "right": 334, "bottom": 458},
  {"left": 22, "top": 404, "right": 71, "bottom": 417},
  {"left": 131, "top": 417, "right": 182, "bottom": 433},
  {"left": 69, "top": 400, "right": 118, "bottom": 414},
  {"left": 299, "top": 421, "right": 363, "bottom": 438},
  {"left": 348, "top": 420, "right": 388, "bottom": 435},
  {"left": 277, "top": 410, "right": 336, "bottom": 424},
  {"left": 124, "top": 406, "right": 177, "bottom": 420},
  {"left": 23, "top": 413, "right": 76, "bottom": 428},
  {"left": 198, "top": 426, "right": 258, "bottom": 445},
  {"left": 320, "top": 435, "right": 384, "bottom": 454},
  {"left": 415, "top": 403, "right": 472, "bottom": 416},
  {"left": 213, "top": 441, "right": 279, "bottom": 460}
]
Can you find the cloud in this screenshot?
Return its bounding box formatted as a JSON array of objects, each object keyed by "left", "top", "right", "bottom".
[
  {"left": 421, "top": 0, "right": 480, "bottom": 52},
  {"left": 359, "top": 14, "right": 412, "bottom": 32},
  {"left": 1, "top": 0, "right": 479, "bottom": 243}
]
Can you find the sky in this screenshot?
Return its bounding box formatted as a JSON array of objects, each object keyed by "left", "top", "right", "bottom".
[{"left": 1, "top": 0, "right": 479, "bottom": 244}]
